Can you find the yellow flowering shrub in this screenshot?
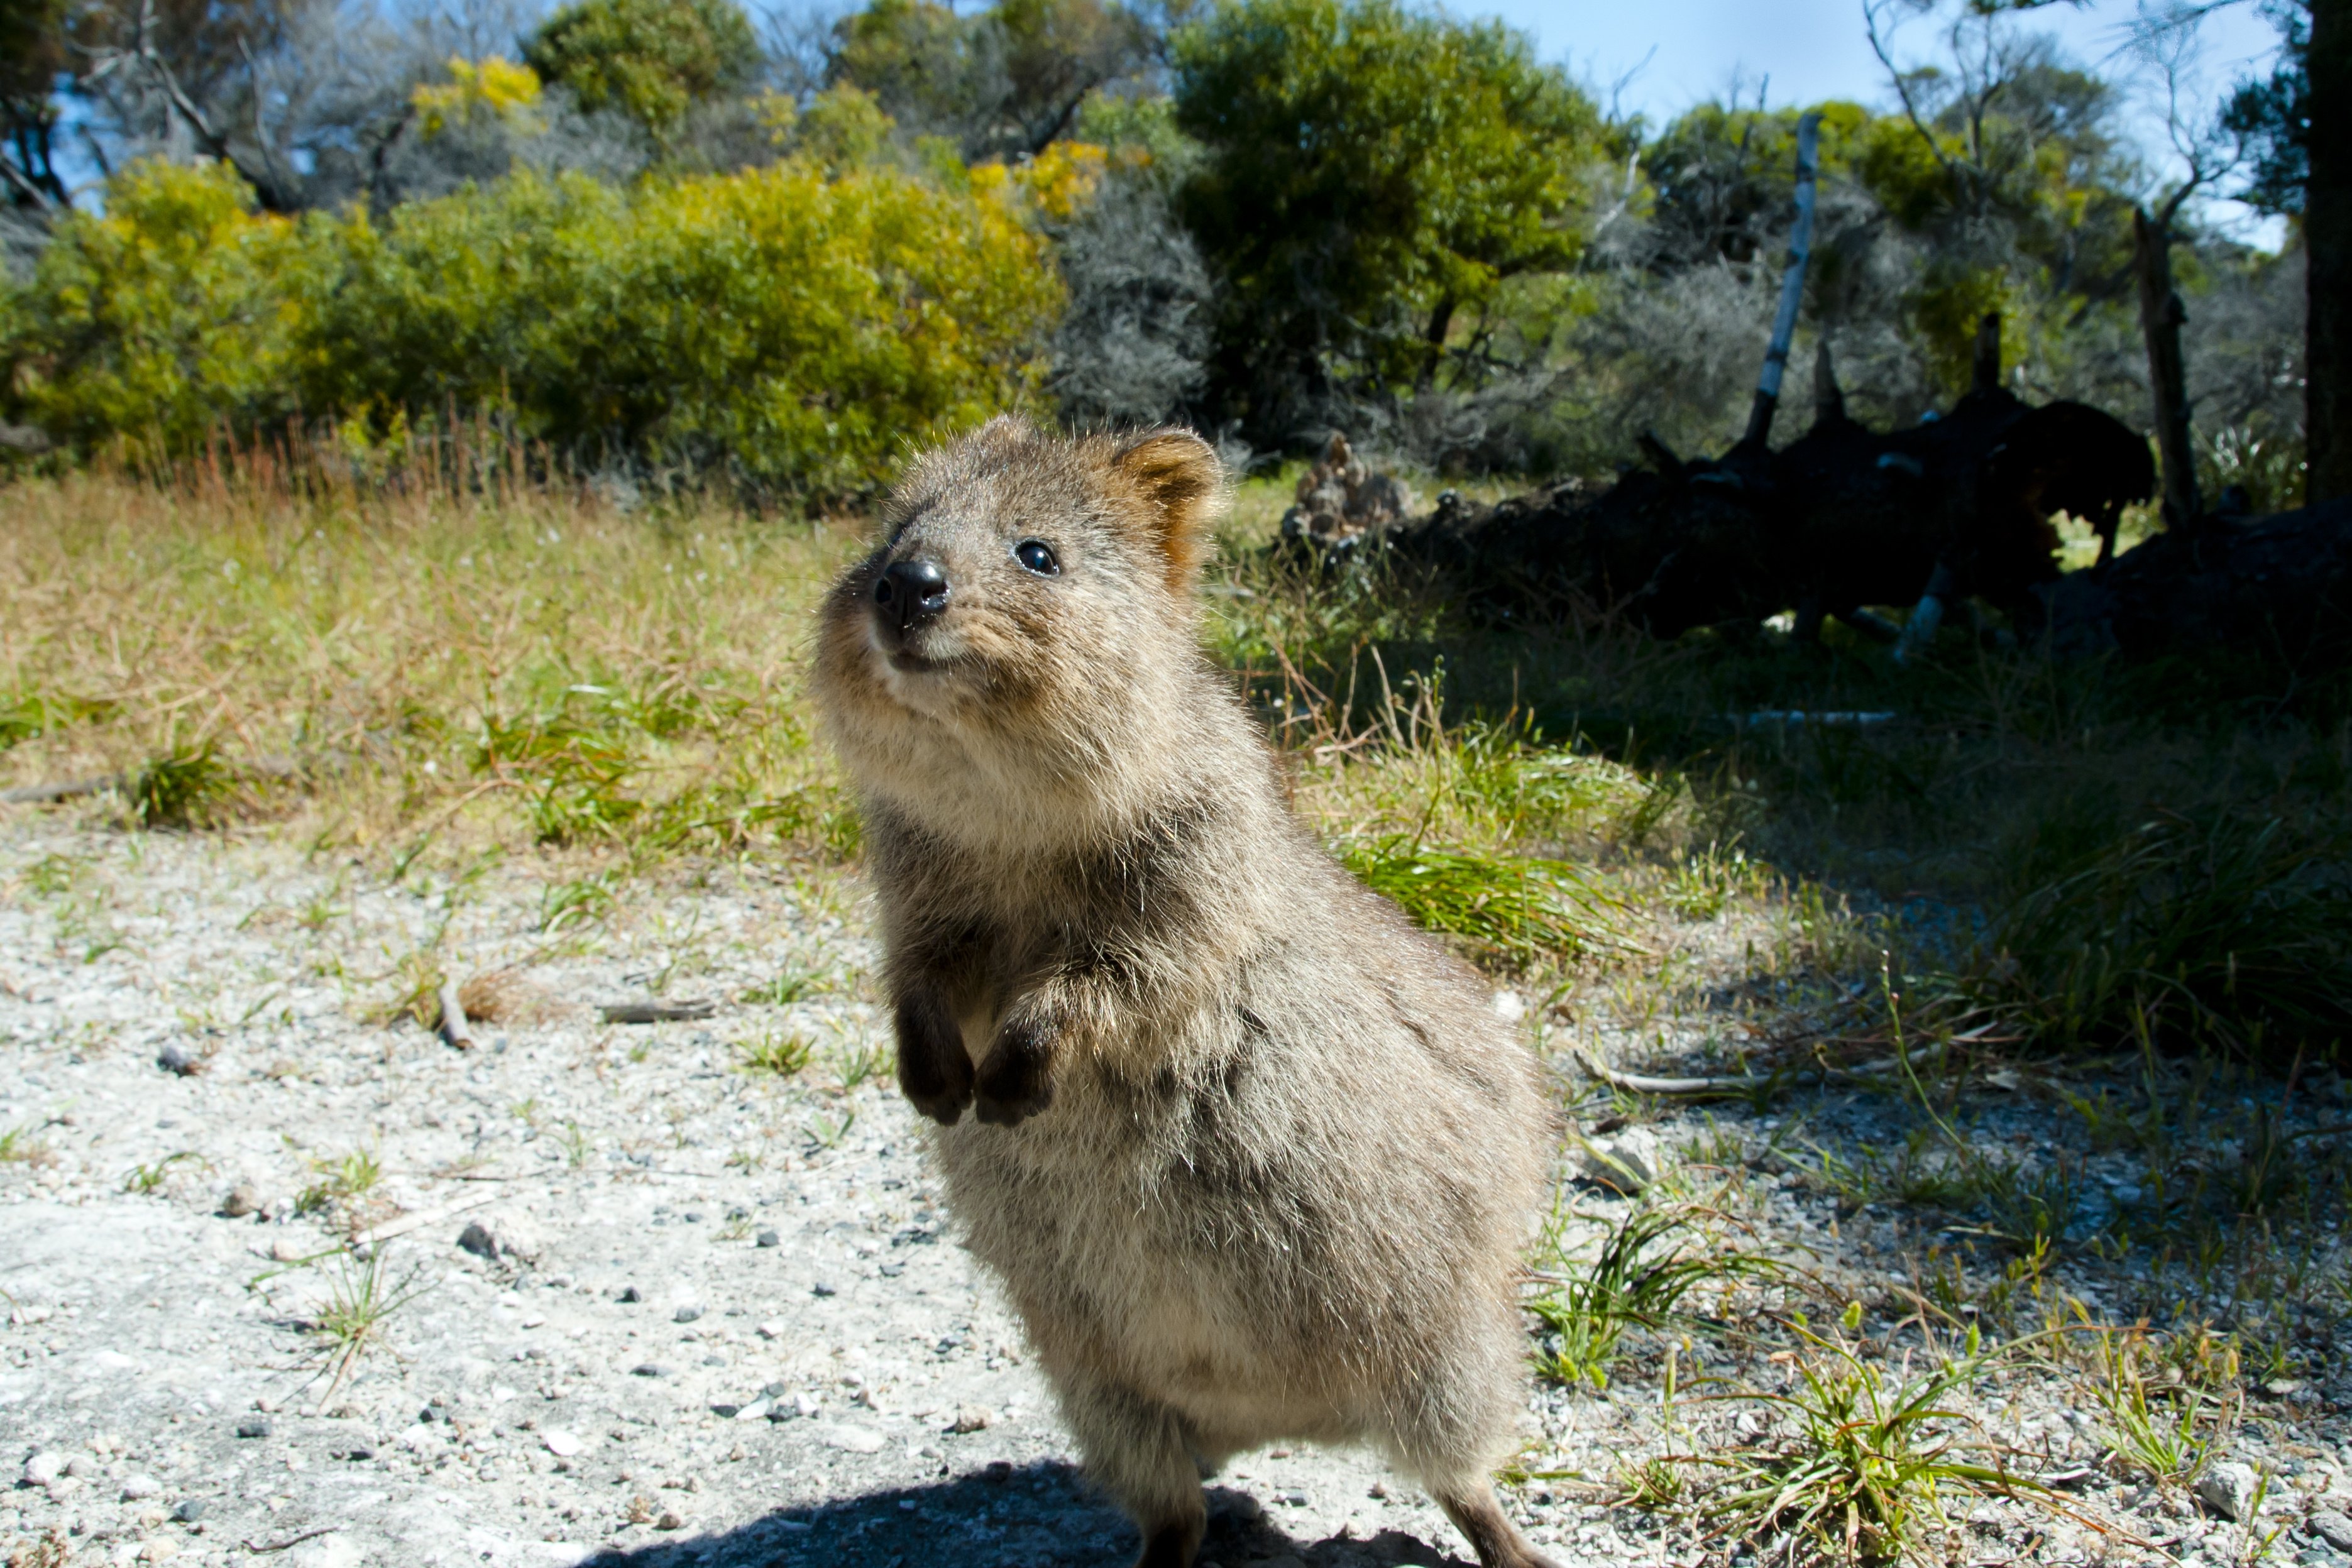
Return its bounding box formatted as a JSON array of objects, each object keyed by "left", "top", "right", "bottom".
[
  {"left": 0, "top": 160, "right": 317, "bottom": 461},
  {"left": 1, "top": 155, "right": 1064, "bottom": 495},
  {"left": 410, "top": 57, "right": 546, "bottom": 138}
]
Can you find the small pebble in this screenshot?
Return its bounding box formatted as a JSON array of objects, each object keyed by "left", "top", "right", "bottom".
[
  {"left": 542, "top": 1430, "right": 582, "bottom": 1458},
  {"left": 656, "top": 1510, "right": 686, "bottom": 1531},
  {"left": 756, "top": 1319, "right": 786, "bottom": 1339},
  {"left": 756, "top": 1230, "right": 781, "bottom": 1248},
  {"left": 631, "top": 1363, "right": 673, "bottom": 1379},
  {"left": 21, "top": 1452, "right": 66, "bottom": 1486},
  {"left": 63, "top": 1455, "right": 96, "bottom": 1479},
  {"left": 617, "top": 1286, "right": 644, "bottom": 1303},
  {"left": 674, "top": 1305, "right": 704, "bottom": 1324},
  {"left": 120, "top": 1473, "right": 162, "bottom": 1500},
  {"left": 157, "top": 1041, "right": 204, "bottom": 1075},
  {"left": 219, "top": 1185, "right": 260, "bottom": 1219},
  {"left": 811, "top": 1281, "right": 837, "bottom": 1298},
  {"left": 173, "top": 1499, "right": 206, "bottom": 1523},
  {"left": 236, "top": 1418, "right": 272, "bottom": 1439}
]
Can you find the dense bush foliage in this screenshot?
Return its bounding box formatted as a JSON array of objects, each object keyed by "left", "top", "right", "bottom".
[
  {"left": 1171, "top": 0, "right": 1609, "bottom": 442},
  {"left": 0, "top": 154, "right": 1063, "bottom": 493}
]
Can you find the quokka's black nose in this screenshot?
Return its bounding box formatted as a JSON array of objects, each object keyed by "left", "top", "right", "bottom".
[{"left": 874, "top": 557, "right": 950, "bottom": 635}]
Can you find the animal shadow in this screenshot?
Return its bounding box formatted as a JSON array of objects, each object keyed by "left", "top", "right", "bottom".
[{"left": 578, "top": 1458, "right": 1474, "bottom": 1567}]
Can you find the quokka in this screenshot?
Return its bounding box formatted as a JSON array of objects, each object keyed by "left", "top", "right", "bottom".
[{"left": 811, "top": 417, "right": 1561, "bottom": 1568}]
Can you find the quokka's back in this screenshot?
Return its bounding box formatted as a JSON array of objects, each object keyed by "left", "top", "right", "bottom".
[{"left": 810, "top": 417, "right": 1562, "bottom": 1568}]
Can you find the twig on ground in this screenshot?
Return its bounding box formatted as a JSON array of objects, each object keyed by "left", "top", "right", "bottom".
[{"left": 436, "top": 980, "right": 474, "bottom": 1050}]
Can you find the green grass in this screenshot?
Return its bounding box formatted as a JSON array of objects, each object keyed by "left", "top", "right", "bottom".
[
  {"left": 1528, "top": 1202, "right": 1779, "bottom": 1390},
  {"left": 1338, "top": 835, "right": 1634, "bottom": 965},
  {"left": 1960, "top": 808, "right": 2352, "bottom": 1070},
  {"left": 1702, "top": 1311, "right": 2031, "bottom": 1565},
  {"left": 301, "top": 1246, "right": 431, "bottom": 1406},
  {"left": 2065, "top": 1310, "right": 2239, "bottom": 1488},
  {"left": 295, "top": 1148, "right": 383, "bottom": 1221},
  {"left": 736, "top": 1031, "right": 815, "bottom": 1077}
]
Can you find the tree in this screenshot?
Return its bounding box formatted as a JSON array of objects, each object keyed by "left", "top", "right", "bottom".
[
  {"left": 2, "top": 0, "right": 70, "bottom": 218},
  {"left": 2305, "top": 0, "right": 2348, "bottom": 500},
  {"left": 2223, "top": 0, "right": 2309, "bottom": 217},
  {"left": 524, "top": 0, "right": 761, "bottom": 144},
  {"left": 1170, "top": 0, "right": 1605, "bottom": 444},
  {"left": 1862, "top": 0, "right": 2143, "bottom": 392},
  {"left": 823, "top": 0, "right": 1152, "bottom": 160}
]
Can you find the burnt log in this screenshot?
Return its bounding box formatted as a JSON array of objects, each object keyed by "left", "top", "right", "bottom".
[
  {"left": 1388, "top": 383, "right": 2154, "bottom": 640},
  {"left": 2042, "top": 495, "right": 2352, "bottom": 662}
]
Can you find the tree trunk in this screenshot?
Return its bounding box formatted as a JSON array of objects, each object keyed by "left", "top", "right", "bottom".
[
  {"left": 2309, "top": 0, "right": 2352, "bottom": 502},
  {"left": 1418, "top": 295, "right": 1456, "bottom": 392},
  {"left": 2134, "top": 206, "right": 2201, "bottom": 529},
  {"left": 1972, "top": 312, "right": 2001, "bottom": 396}
]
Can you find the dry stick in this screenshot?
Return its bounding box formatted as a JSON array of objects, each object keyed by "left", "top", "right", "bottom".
[
  {"left": 1574, "top": 1046, "right": 1822, "bottom": 1097},
  {"left": 349, "top": 1188, "right": 497, "bottom": 1249},
  {"left": 436, "top": 980, "right": 475, "bottom": 1050},
  {"left": 240, "top": 1525, "right": 341, "bottom": 1555},
  {"left": 1, "top": 772, "right": 126, "bottom": 804},
  {"left": 1572, "top": 1043, "right": 1955, "bottom": 1097}
]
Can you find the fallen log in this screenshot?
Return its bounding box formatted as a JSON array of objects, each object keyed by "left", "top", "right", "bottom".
[
  {"left": 1388, "top": 362, "right": 2154, "bottom": 641},
  {"left": 2042, "top": 495, "right": 2352, "bottom": 662}
]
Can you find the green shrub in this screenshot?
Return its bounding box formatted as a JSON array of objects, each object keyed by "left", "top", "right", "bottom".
[
  {"left": 3, "top": 156, "right": 1063, "bottom": 495},
  {"left": 0, "top": 160, "right": 319, "bottom": 456}
]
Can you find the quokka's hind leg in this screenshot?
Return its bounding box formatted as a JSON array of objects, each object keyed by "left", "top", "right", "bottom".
[
  {"left": 1054, "top": 1375, "right": 1206, "bottom": 1568},
  {"left": 1428, "top": 1479, "right": 1564, "bottom": 1568},
  {"left": 1382, "top": 1330, "right": 1564, "bottom": 1568}
]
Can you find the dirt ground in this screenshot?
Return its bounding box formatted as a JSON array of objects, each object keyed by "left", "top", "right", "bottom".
[{"left": 4, "top": 818, "right": 2349, "bottom": 1568}]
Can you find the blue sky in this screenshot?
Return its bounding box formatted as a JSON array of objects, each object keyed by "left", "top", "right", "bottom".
[{"left": 1484, "top": 0, "right": 2292, "bottom": 244}]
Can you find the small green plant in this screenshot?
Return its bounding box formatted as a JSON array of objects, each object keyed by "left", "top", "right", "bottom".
[
  {"left": 554, "top": 1121, "right": 592, "bottom": 1168},
  {"left": 1708, "top": 1309, "right": 2031, "bottom": 1565},
  {"left": 295, "top": 1149, "right": 382, "bottom": 1218},
  {"left": 1529, "top": 1203, "right": 1775, "bottom": 1390},
  {"left": 121, "top": 1151, "right": 204, "bottom": 1195},
  {"left": 1667, "top": 842, "right": 1771, "bottom": 922},
  {"left": 739, "top": 967, "right": 825, "bottom": 1006},
  {"left": 806, "top": 1107, "right": 857, "bottom": 1151},
  {"left": 0, "top": 1121, "right": 55, "bottom": 1165},
  {"left": 736, "top": 1031, "right": 815, "bottom": 1077},
  {"left": 303, "top": 1246, "right": 431, "bottom": 1405},
  {"left": 23, "top": 853, "right": 82, "bottom": 895},
  {"left": 538, "top": 871, "right": 619, "bottom": 933},
  {"left": 371, "top": 941, "right": 449, "bottom": 1028},
  {"left": 2063, "top": 1308, "right": 2241, "bottom": 1488},
  {"left": 835, "top": 1039, "right": 889, "bottom": 1092},
  {"left": 130, "top": 744, "right": 236, "bottom": 828}
]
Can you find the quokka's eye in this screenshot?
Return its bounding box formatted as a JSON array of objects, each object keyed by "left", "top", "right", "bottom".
[{"left": 1014, "top": 539, "right": 1060, "bottom": 577}]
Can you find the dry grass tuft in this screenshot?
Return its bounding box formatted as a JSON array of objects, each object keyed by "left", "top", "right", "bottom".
[{"left": 455, "top": 968, "right": 549, "bottom": 1026}]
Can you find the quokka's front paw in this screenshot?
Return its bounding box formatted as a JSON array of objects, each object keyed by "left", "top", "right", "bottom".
[
  {"left": 972, "top": 1024, "right": 1054, "bottom": 1126},
  {"left": 973, "top": 1075, "right": 1053, "bottom": 1126},
  {"left": 894, "top": 992, "right": 974, "bottom": 1126},
  {"left": 905, "top": 1078, "right": 974, "bottom": 1126}
]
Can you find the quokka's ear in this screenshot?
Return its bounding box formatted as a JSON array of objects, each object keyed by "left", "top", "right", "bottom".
[{"left": 1111, "top": 429, "right": 1225, "bottom": 593}]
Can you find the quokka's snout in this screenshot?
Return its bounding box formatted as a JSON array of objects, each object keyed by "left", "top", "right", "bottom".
[{"left": 810, "top": 415, "right": 1564, "bottom": 1568}]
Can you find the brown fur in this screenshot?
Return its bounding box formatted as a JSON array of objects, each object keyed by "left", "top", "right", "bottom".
[{"left": 810, "top": 417, "right": 1561, "bottom": 1568}]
